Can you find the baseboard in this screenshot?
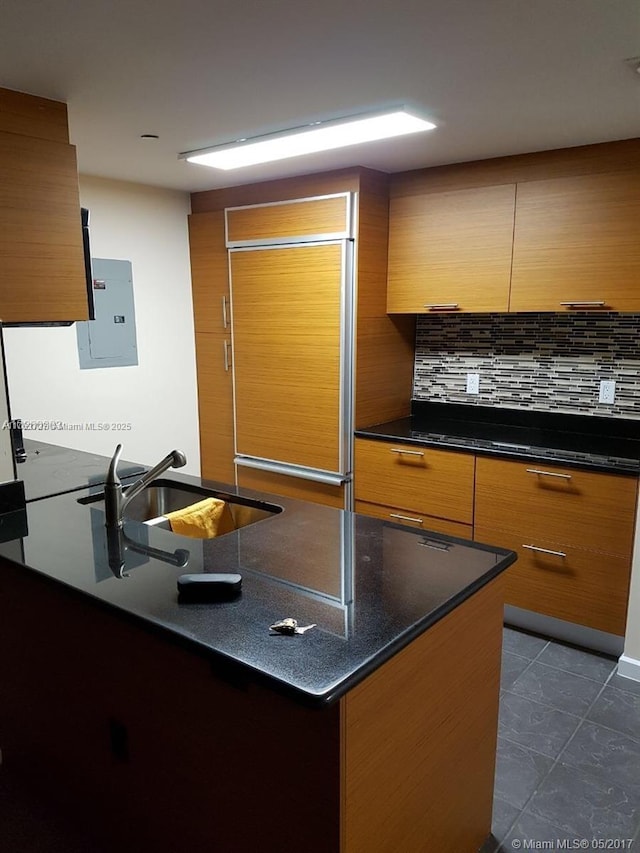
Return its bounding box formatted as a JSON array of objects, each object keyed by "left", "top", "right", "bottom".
[
  {"left": 617, "top": 654, "right": 640, "bottom": 683},
  {"left": 504, "top": 605, "right": 624, "bottom": 656}
]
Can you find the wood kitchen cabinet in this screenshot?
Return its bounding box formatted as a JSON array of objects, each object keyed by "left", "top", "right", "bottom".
[
  {"left": 509, "top": 172, "right": 640, "bottom": 312},
  {"left": 387, "top": 139, "right": 640, "bottom": 316},
  {"left": 0, "top": 87, "right": 88, "bottom": 323},
  {"left": 189, "top": 169, "right": 415, "bottom": 502},
  {"left": 386, "top": 184, "right": 516, "bottom": 313},
  {"left": 188, "top": 211, "right": 235, "bottom": 483},
  {"left": 354, "top": 437, "right": 475, "bottom": 537},
  {"left": 474, "top": 456, "right": 639, "bottom": 635},
  {"left": 226, "top": 193, "right": 350, "bottom": 243}
]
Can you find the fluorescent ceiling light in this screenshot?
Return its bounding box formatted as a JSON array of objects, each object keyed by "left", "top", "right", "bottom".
[{"left": 179, "top": 108, "right": 436, "bottom": 170}]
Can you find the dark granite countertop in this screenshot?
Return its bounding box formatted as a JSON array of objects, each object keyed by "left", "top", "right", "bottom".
[
  {"left": 356, "top": 402, "right": 640, "bottom": 475},
  {"left": 18, "top": 439, "right": 145, "bottom": 502},
  {"left": 0, "top": 444, "right": 515, "bottom": 707}
]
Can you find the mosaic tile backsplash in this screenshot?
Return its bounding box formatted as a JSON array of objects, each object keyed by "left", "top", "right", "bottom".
[{"left": 414, "top": 313, "right": 640, "bottom": 419}]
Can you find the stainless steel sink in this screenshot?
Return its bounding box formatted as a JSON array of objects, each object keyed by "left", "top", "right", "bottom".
[{"left": 79, "top": 477, "right": 282, "bottom": 535}]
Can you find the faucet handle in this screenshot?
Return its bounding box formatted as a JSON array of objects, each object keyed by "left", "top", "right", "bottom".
[{"left": 107, "top": 443, "right": 123, "bottom": 487}]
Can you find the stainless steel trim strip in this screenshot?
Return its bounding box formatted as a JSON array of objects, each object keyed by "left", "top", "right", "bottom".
[
  {"left": 526, "top": 468, "right": 572, "bottom": 480},
  {"left": 340, "top": 234, "right": 356, "bottom": 488},
  {"left": 227, "top": 232, "right": 351, "bottom": 248},
  {"left": 234, "top": 455, "right": 348, "bottom": 486},
  {"left": 522, "top": 544, "right": 567, "bottom": 557}
]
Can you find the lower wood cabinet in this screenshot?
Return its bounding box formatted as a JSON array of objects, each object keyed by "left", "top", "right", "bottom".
[
  {"left": 474, "top": 456, "right": 639, "bottom": 636},
  {"left": 355, "top": 499, "right": 472, "bottom": 539},
  {"left": 355, "top": 437, "right": 639, "bottom": 636},
  {"left": 475, "top": 526, "right": 632, "bottom": 636},
  {"left": 354, "top": 437, "right": 475, "bottom": 531},
  {"left": 237, "top": 466, "right": 346, "bottom": 509}
]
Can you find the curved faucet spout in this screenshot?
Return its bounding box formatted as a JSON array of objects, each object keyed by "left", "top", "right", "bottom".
[{"left": 104, "top": 445, "right": 187, "bottom": 529}]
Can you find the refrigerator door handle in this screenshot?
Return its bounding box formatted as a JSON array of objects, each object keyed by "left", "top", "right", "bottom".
[{"left": 234, "top": 455, "right": 349, "bottom": 486}]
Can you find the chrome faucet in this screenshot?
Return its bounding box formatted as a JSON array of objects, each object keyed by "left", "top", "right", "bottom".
[{"left": 104, "top": 443, "right": 187, "bottom": 529}]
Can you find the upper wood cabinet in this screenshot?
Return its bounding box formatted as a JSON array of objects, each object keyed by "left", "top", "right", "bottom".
[
  {"left": 0, "top": 87, "right": 88, "bottom": 323},
  {"left": 386, "top": 184, "right": 516, "bottom": 313},
  {"left": 226, "top": 194, "right": 351, "bottom": 245},
  {"left": 188, "top": 211, "right": 230, "bottom": 336},
  {"left": 510, "top": 172, "right": 640, "bottom": 312}
]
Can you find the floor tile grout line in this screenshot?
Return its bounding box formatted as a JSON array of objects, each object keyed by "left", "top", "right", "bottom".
[
  {"left": 505, "top": 654, "right": 617, "bottom": 686},
  {"left": 496, "top": 674, "right": 620, "bottom": 833},
  {"left": 496, "top": 638, "right": 640, "bottom": 846},
  {"left": 500, "top": 683, "right": 587, "bottom": 719},
  {"left": 514, "top": 675, "right": 626, "bottom": 830}
]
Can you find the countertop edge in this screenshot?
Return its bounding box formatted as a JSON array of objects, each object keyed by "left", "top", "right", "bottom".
[
  {"left": 1, "top": 530, "right": 516, "bottom": 709},
  {"left": 354, "top": 426, "right": 640, "bottom": 476}
]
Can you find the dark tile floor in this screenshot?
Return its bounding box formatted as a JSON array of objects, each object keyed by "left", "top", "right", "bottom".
[
  {"left": 483, "top": 627, "right": 640, "bottom": 852},
  {"left": 1, "top": 627, "right": 639, "bottom": 852}
]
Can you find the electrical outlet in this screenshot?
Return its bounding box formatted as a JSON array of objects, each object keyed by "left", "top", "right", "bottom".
[
  {"left": 466, "top": 373, "right": 480, "bottom": 395},
  {"left": 599, "top": 380, "right": 616, "bottom": 404}
]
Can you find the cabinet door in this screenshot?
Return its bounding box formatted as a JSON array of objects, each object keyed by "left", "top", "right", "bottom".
[
  {"left": 231, "top": 243, "right": 344, "bottom": 473},
  {"left": 387, "top": 184, "right": 515, "bottom": 313},
  {"left": 188, "top": 211, "right": 231, "bottom": 336},
  {"left": 226, "top": 194, "right": 350, "bottom": 245},
  {"left": 195, "top": 332, "right": 235, "bottom": 484},
  {"left": 189, "top": 212, "right": 236, "bottom": 483},
  {"left": 510, "top": 172, "right": 640, "bottom": 312},
  {"left": 0, "top": 132, "right": 87, "bottom": 322}
]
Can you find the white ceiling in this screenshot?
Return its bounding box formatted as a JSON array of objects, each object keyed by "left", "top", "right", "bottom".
[{"left": 1, "top": 0, "right": 639, "bottom": 193}]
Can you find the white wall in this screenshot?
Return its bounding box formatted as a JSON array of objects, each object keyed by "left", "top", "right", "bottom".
[
  {"left": 621, "top": 504, "right": 640, "bottom": 679},
  {"left": 3, "top": 176, "right": 201, "bottom": 475}
]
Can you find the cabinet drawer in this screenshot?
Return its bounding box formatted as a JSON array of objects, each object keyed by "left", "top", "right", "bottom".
[
  {"left": 475, "top": 457, "right": 638, "bottom": 559},
  {"left": 355, "top": 438, "right": 475, "bottom": 524},
  {"left": 475, "top": 526, "right": 631, "bottom": 636},
  {"left": 355, "top": 500, "right": 472, "bottom": 539}
]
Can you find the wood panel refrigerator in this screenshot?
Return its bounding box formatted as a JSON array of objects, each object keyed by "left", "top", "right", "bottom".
[{"left": 226, "top": 195, "right": 355, "bottom": 509}]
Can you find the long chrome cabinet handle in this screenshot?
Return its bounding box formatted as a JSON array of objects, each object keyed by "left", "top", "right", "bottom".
[
  {"left": 390, "top": 448, "right": 425, "bottom": 457},
  {"left": 389, "top": 513, "right": 424, "bottom": 525},
  {"left": 522, "top": 544, "right": 567, "bottom": 558},
  {"left": 223, "top": 340, "right": 231, "bottom": 372},
  {"left": 559, "top": 301, "right": 606, "bottom": 308},
  {"left": 424, "top": 303, "right": 460, "bottom": 311},
  {"left": 526, "top": 468, "right": 572, "bottom": 480},
  {"left": 222, "top": 296, "right": 229, "bottom": 329}
]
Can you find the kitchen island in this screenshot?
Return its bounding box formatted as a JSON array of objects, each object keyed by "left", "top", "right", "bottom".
[{"left": 0, "top": 445, "right": 515, "bottom": 853}]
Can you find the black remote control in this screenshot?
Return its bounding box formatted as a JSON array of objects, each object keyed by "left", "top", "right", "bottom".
[{"left": 177, "top": 573, "right": 242, "bottom": 602}]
